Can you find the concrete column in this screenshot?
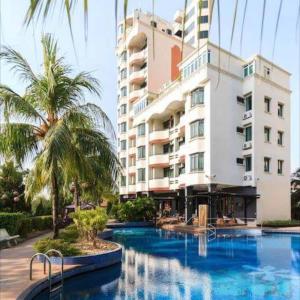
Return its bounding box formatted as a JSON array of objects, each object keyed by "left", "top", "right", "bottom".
[{"left": 185, "top": 186, "right": 193, "bottom": 224}]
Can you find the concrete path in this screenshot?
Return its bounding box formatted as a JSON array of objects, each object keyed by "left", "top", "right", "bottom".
[{"left": 0, "top": 233, "right": 74, "bottom": 300}]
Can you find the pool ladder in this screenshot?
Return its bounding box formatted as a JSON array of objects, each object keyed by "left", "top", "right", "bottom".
[
  {"left": 30, "top": 249, "right": 64, "bottom": 299},
  {"left": 206, "top": 224, "right": 217, "bottom": 242}
]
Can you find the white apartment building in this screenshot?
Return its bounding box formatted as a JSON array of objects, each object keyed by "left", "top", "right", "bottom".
[{"left": 116, "top": 0, "right": 291, "bottom": 222}]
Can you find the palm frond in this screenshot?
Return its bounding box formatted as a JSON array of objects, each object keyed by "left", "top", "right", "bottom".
[
  {"left": 197, "top": 0, "right": 203, "bottom": 53},
  {"left": 259, "top": 0, "right": 267, "bottom": 58},
  {"left": 272, "top": 0, "right": 283, "bottom": 63},
  {"left": 123, "top": 0, "right": 128, "bottom": 41},
  {"left": 240, "top": 0, "right": 248, "bottom": 56},
  {"left": 181, "top": 0, "right": 188, "bottom": 63},
  {"left": 228, "top": 0, "right": 239, "bottom": 67},
  {"left": 152, "top": 0, "right": 155, "bottom": 59},
  {"left": 0, "top": 46, "right": 37, "bottom": 83}
]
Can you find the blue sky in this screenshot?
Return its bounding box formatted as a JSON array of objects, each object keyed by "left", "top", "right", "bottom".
[{"left": 0, "top": 0, "right": 299, "bottom": 170}]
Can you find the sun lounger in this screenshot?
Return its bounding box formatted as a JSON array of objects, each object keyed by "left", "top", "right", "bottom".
[{"left": 0, "top": 228, "right": 19, "bottom": 248}]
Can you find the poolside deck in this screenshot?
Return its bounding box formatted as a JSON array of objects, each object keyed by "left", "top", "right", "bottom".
[{"left": 0, "top": 233, "right": 76, "bottom": 300}]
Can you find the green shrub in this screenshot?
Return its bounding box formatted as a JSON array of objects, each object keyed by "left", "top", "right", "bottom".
[
  {"left": 58, "top": 224, "right": 79, "bottom": 243},
  {"left": 262, "top": 220, "right": 300, "bottom": 227},
  {"left": 31, "top": 196, "right": 52, "bottom": 216},
  {"left": 34, "top": 238, "right": 81, "bottom": 256},
  {"left": 18, "top": 218, "right": 32, "bottom": 237},
  {"left": 0, "top": 212, "right": 26, "bottom": 235},
  {"left": 31, "top": 216, "right": 52, "bottom": 231},
  {"left": 112, "top": 197, "right": 156, "bottom": 222},
  {"left": 72, "top": 208, "right": 108, "bottom": 245}
]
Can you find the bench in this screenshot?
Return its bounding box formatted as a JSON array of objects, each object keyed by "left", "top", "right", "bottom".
[{"left": 0, "top": 228, "right": 19, "bottom": 248}]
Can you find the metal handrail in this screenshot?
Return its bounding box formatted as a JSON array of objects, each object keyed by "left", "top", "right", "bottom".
[
  {"left": 30, "top": 253, "right": 52, "bottom": 292},
  {"left": 44, "top": 249, "right": 64, "bottom": 288}
]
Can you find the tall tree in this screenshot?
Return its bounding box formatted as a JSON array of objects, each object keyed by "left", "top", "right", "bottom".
[{"left": 0, "top": 34, "right": 118, "bottom": 237}]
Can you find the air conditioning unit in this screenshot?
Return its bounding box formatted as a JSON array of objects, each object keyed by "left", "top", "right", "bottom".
[
  {"left": 243, "top": 142, "right": 252, "bottom": 150},
  {"left": 243, "top": 111, "right": 252, "bottom": 120}
]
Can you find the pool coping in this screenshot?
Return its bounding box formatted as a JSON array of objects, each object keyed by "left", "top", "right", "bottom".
[{"left": 17, "top": 243, "right": 122, "bottom": 300}]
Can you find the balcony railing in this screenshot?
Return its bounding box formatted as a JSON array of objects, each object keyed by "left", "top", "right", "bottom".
[
  {"left": 129, "top": 49, "right": 147, "bottom": 66},
  {"left": 149, "top": 129, "right": 169, "bottom": 144},
  {"left": 129, "top": 69, "right": 147, "bottom": 85},
  {"left": 129, "top": 88, "right": 145, "bottom": 103},
  {"left": 149, "top": 178, "right": 169, "bottom": 190},
  {"left": 149, "top": 154, "right": 169, "bottom": 167}
]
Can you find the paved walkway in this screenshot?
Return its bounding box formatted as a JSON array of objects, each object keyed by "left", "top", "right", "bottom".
[{"left": 0, "top": 233, "right": 75, "bottom": 300}]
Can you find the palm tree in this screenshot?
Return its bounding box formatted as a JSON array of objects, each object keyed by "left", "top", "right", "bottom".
[{"left": 0, "top": 34, "right": 118, "bottom": 238}]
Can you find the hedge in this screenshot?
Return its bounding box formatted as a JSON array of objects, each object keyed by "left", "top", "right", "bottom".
[
  {"left": 0, "top": 212, "right": 25, "bottom": 235},
  {"left": 262, "top": 220, "right": 300, "bottom": 227},
  {"left": 0, "top": 213, "right": 52, "bottom": 237}
]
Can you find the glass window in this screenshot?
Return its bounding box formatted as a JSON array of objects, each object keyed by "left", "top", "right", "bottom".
[
  {"left": 200, "top": 15, "right": 209, "bottom": 24},
  {"left": 137, "top": 123, "right": 146, "bottom": 136},
  {"left": 120, "top": 68, "right": 127, "bottom": 80},
  {"left": 121, "top": 176, "right": 126, "bottom": 186},
  {"left": 191, "top": 88, "right": 204, "bottom": 107},
  {"left": 264, "top": 97, "right": 271, "bottom": 113},
  {"left": 245, "top": 126, "right": 252, "bottom": 142},
  {"left": 264, "top": 157, "right": 271, "bottom": 172},
  {"left": 199, "top": 30, "right": 208, "bottom": 39},
  {"left": 201, "top": 0, "right": 208, "bottom": 8},
  {"left": 244, "top": 62, "right": 255, "bottom": 78},
  {"left": 163, "top": 167, "right": 174, "bottom": 178},
  {"left": 278, "top": 103, "right": 284, "bottom": 117},
  {"left": 278, "top": 131, "right": 283, "bottom": 145},
  {"left": 121, "top": 86, "right": 127, "bottom": 97},
  {"left": 245, "top": 94, "right": 252, "bottom": 111},
  {"left": 190, "top": 152, "right": 204, "bottom": 172},
  {"left": 278, "top": 160, "right": 284, "bottom": 174},
  {"left": 190, "top": 119, "right": 204, "bottom": 138},
  {"left": 137, "top": 146, "right": 146, "bottom": 159},
  {"left": 120, "top": 51, "right": 127, "bottom": 62},
  {"left": 264, "top": 127, "right": 271, "bottom": 143},
  {"left": 120, "top": 122, "right": 127, "bottom": 133},
  {"left": 184, "top": 22, "right": 195, "bottom": 36},
  {"left": 121, "top": 158, "right": 126, "bottom": 168},
  {"left": 245, "top": 156, "right": 252, "bottom": 172},
  {"left": 120, "top": 104, "right": 127, "bottom": 115},
  {"left": 138, "top": 168, "right": 146, "bottom": 182},
  {"left": 120, "top": 140, "right": 127, "bottom": 150}
]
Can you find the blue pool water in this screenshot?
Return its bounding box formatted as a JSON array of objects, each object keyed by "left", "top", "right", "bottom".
[{"left": 35, "top": 228, "right": 300, "bottom": 300}]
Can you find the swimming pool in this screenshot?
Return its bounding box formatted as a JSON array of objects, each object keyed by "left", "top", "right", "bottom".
[{"left": 34, "top": 228, "right": 300, "bottom": 300}]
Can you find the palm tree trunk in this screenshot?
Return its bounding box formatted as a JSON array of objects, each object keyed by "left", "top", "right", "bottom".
[
  {"left": 51, "top": 173, "right": 60, "bottom": 239},
  {"left": 73, "top": 179, "right": 80, "bottom": 209}
]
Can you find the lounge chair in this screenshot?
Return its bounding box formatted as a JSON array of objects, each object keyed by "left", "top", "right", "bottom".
[{"left": 0, "top": 228, "right": 19, "bottom": 248}]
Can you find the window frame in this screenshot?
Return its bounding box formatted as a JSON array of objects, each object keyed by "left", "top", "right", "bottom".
[
  {"left": 190, "top": 152, "right": 204, "bottom": 172},
  {"left": 190, "top": 119, "right": 204, "bottom": 139}
]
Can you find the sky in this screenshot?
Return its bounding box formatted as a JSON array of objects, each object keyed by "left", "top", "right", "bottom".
[{"left": 0, "top": 0, "right": 299, "bottom": 170}]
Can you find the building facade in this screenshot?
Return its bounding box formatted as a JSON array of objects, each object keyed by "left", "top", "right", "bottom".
[{"left": 116, "top": 0, "right": 291, "bottom": 222}]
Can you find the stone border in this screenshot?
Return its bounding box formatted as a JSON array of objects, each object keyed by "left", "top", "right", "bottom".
[
  {"left": 17, "top": 244, "right": 122, "bottom": 300},
  {"left": 106, "top": 221, "right": 153, "bottom": 228}
]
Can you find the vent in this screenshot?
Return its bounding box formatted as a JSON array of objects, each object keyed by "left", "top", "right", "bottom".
[
  {"left": 236, "top": 127, "right": 244, "bottom": 134},
  {"left": 236, "top": 158, "right": 244, "bottom": 165},
  {"left": 237, "top": 96, "right": 244, "bottom": 104}
]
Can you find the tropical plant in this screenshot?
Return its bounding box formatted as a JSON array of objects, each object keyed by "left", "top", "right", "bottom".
[
  {"left": 0, "top": 34, "right": 118, "bottom": 238},
  {"left": 0, "top": 160, "right": 28, "bottom": 212},
  {"left": 31, "top": 195, "right": 52, "bottom": 216},
  {"left": 291, "top": 168, "right": 300, "bottom": 220},
  {"left": 71, "top": 207, "right": 108, "bottom": 246}
]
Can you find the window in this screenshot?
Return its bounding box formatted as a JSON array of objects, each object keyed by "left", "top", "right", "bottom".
[
  {"left": 129, "top": 175, "right": 136, "bottom": 185},
  {"left": 191, "top": 87, "right": 204, "bottom": 107},
  {"left": 120, "top": 140, "right": 127, "bottom": 150},
  {"left": 137, "top": 146, "right": 146, "bottom": 159},
  {"left": 245, "top": 156, "right": 252, "bottom": 172},
  {"left": 163, "top": 167, "right": 174, "bottom": 178},
  {"left": 121, "top": 158, "right": 126, "bottom": 168},
  {"left": 200, "top": 15, "right": 209, "bottom": 24},
  {"left": 120, "top": 51, "right": 127, "bottom": 62},
  {"left": 163, "top": 143, "right": 170, "bottom": 154},
  {"left": 121, "top": 86, "right": 127, "bottom": 97},
  {"left": 278, "top": 160, "right": 284, "bottom": 174},
  {"left": 120, "top": 104, "right": 127, "bottom": 115},
  {"left": 236, "top": 127, "right": 244, "bottom": 134},
  {"left": 264, "top": 97, "right": 271, "bottom": 113},
  {"left": 150, "top": 21, "right": 157, "bottom": 28},
  {"left": 245, "top": 94, "right": 252, "bottom": 111},
  {"left": 184, "top": 22, "right": 195, "bottom": 36},
  {"left": 278, "top": 131, "right": 284, "bottom": 145},
  {"left": 236, "top": 158, "right": 244, "bottom": 165},
  {"left": 167, "top": 29, "right": 172, "bottom": 35},
  {"left": 137, "top": 123, "right": 146, "bottom": 136},
  {"left": 138, "top": 168, "right": 146, "bottom": 182},
  {"left": 190, "top": 119, "right": 204, "bottom": 138},
  {"left": 120, "top": 122, "right": 127, "bottom": 133},
  {"left": 121, "top": 176, "right": 126, "bottom": 186},
  {"left": 245, "top": 126, "right": 252, "bottom": 142},
  {"left": 199, "top": 30, "right": 208, "bottom": 39},
  {"left": 264, "top": 66, "right": 271, "bottom": 78},
  {"left": 190, "top": 152, "right": 204, "bottom": 172},
  {"left": 243, "top": 62, "right": 255, "bottom": 77},
  {"left": 120, "top": 68, "right": 127, "bottom": 80},
  {"left": 278, "top": 103, "right": 284, "bottom": 117},
  {"left": 264, "top": 157, "right": 271, "bottom": 173},
  {"left": 201, "top": 0, "right": 208, "bottom": 8},
  {"left": 264, "top": 127, "right": 271, "bottom": 143},
  {"left": 237, "top": 96, "right": 244, "bottom": 104}
]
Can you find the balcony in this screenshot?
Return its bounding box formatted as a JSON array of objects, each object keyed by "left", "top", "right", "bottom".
[
  {"left": 128, "top": 147, "right": 136, "bottom": 156},
  {"left": 129, "top": 88, "right": 145, "bottom": 103},
  {"left": 149, "top": 154, "right": 169, "bottom": 167},
  {"left": 128, "top": 185, "right": 136, "bottom": 194},
  {"left": 128, "top": 165, "right": 136, "bottom": 174},
  {"left": 149, "top": 178, "right": 169, "bottom": 191},
  {"left": 128, "top": 127, "right": 136, "bottom": 138},
  {"left": 129, "top": 49, "right": 146, "bottom": 66},
  {"left": 149, "top": 129, "right": 169, "bottom": 144},
  {"left": 174, "top": 10, "right": 183, "bottom": 23},
  {"left": 119, "top": 186, "right": 127, "bottom": 195},
  {"left": 129, "top": 69, "right": 147, "bottom": 85}
]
